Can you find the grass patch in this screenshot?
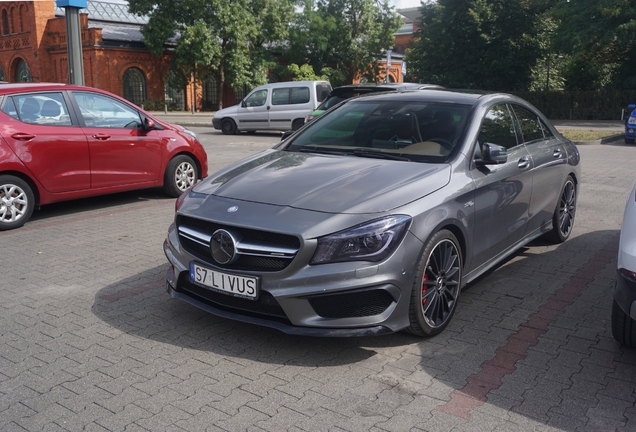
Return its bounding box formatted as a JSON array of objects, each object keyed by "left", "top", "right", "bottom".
[{"left": 559, "top": 129, "right": 620, "bottom": 141}]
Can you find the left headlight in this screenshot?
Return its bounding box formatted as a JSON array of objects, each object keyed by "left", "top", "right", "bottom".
[
  {"left": 310, "top": 215, "right": 411, "bottom": 265},
  {"left": 182, "top": 129, "right": 198, "bottom": 141}
]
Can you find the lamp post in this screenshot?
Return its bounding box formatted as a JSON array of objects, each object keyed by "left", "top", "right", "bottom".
[{"left": 57, "top": 0, "right": 86, "bottom": 85}]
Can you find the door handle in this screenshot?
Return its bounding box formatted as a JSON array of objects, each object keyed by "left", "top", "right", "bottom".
[
  {"left": 518, "top": 157, "right": 530, "bottom": 169},
  {"left": 267, "top": 106, "right": 270, "bottom": 110},
  {"left": 553, "top": 148, "right": 562, "bottom": 158},
  {"left": 11, "top": 132, "right": 35, "bottom": 140},
  {"left": 92, "top": 133, "right": 111, "bottom": 140}
]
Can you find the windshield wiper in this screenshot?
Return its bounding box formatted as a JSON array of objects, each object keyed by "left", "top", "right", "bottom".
[
  {"left": 295, "top": 147, "right": 348, "bottom": 156},
  {"left": 352, "top": 149, "right": 411, "bottom": 161}
]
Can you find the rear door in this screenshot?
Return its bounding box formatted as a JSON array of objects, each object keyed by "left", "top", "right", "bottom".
[
  {"left": 511, "top": 104, "right": 566, "bottom": 236},
  {"left": 1, "top": 92, "right": 90, "bottom": 193},
  {"left": 269, "top": 86, "right": 312, "bottom": 130},
  {"left": 71, "top": 91, "right": 163, "bottom": 189}
]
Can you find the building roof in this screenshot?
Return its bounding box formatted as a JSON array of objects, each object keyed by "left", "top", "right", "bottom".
[{"left": 55, "top": 0, "right": 148, "bottom": 25}]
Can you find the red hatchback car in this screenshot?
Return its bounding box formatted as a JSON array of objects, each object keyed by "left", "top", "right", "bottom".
[{"left": 0, "top": 83, "right": 208, "bottom": 230}]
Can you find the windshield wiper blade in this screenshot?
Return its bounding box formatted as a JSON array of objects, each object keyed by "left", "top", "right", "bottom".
[
  {"left": 295, "top": 147, "right": 348, "bottom": 156},
  {"left": 352, "top": 149, "right": 410, "bottom": 161}
]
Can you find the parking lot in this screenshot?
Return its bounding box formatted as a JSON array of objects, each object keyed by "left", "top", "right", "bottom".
[{"left": 1, "top": 127, "right": 635, "bottom": 432}]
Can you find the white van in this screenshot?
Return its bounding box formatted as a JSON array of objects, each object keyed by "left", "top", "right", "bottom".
[{"left": 212, "top": 81, "right": 332, "bottom": 134}]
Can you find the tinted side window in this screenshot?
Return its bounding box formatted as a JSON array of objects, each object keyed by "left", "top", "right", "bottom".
[
  {"left": 478, "top": 104, "right": 518, "bottom": 150},
  {"left": 291, "top": 87, "right": 309, "bottom": 104},
  {"left": 512, "top": 105, "right": 544, "bottom": 143},
  {"left": 11, "top": 92, "right": 72, "bottom": 126},
  {"left": 272, "top": 87, "right": 310, "bottom": 105},
  {"left": 74, "top": 92, "right": 142, "bottom": 128}
]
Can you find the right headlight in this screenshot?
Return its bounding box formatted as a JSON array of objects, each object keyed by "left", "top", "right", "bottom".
[{"left": 310, "top": 215, "right": 411, "bottom": 265}]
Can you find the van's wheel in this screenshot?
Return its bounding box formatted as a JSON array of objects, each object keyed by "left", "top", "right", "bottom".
[
  {"left": 406, "top": 230, "right": 462, "bottom": 337},
  {"left": 164, "top": 155, "right": 198, "bottom": 197},
  {"left": 544, "top": 175, "right": 576, "bottom": 243},
  {"left": 292, "top": 119, "right": 304, "bottom": 131},
  {"left": 0, "top": 175, "right": 35, "bottom": 231},
  {"left": 221, "top": 118, "right": 237, "bottom": 135}
]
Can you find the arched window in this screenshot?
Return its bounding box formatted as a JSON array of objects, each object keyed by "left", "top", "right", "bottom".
[
  {"left": 202, "top": 70, "right": 218, "bottom": 110},
  {"left": 122, "top": 67, "right": 146, "bottom": 107},
  {"left": 164, "top": 70, "right": 185, "bottom": 111},
  {"left": 0, "top": 66, "right": 4, "bottom": 82},
  {"left": 19, "top": 4, "right": 26, "bottom": 33},
  {"left": 2, "top": 10, "right": 9, "bottom": 35},
  {"left": 15, "top": 59, "right": 30, "bottom": 82}
]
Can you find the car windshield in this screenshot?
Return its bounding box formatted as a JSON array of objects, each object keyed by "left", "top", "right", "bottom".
[{"left": 286, "top": 99, "right": 470, "bottom": 163}]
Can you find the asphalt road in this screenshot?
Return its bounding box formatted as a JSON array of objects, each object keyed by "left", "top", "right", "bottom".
[{"left": 1, "top": 128, "right": 635, "bottom": 431}]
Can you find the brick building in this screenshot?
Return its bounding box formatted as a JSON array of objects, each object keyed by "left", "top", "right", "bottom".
[{"left": 0, "top": 0, "right": 418, "bottom": 110}]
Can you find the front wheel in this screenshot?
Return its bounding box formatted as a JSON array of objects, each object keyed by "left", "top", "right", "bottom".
[
  {"left": 406, "top": 230, "right": 462, "bottom": 337},
  {"left": 0, "top": 175, "right": 35, "bottom": 231},
  {"left": 221, "top": 118, "right": 237, "bottom": 135},
  {"left": 544, "top": 175, "right": 576, "bottom": 243},
  {"left": 611, "top": 298, "right": 636, "bottom": 347},
  {"left": 164, "top": 155, "right": 198, "bottom": 197}
]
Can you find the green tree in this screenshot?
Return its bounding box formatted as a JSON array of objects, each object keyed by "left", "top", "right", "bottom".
[
  {"left": 128, "top": 0, "right": 294, "bottom": 109},
  {"left": 407, "top": 0, "right": 551, "bottom": 91},
  {"left": 551, "top": 0, "right": 636, "bottom": 90},
  {"left": 286, "top": 0, "right": 401, "bottom": 85}
]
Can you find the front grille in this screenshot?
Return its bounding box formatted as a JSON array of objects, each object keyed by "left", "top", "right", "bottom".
[
  {"left": 308, "top": 289, "right": 395, "bottom": 319},
  {"left": 177, "top": 215, "right": 300, "bottom": 272},
  {"left": 178, "top": 273, "right": 289, "bottom": 322}
]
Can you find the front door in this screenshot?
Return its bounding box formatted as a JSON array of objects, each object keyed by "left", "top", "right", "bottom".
[
  {"left": 72, "top": 91, "right": 162, "bottom": 189},
  {"left": 236, "top": 89, "right": 269, "bottom": 131}
]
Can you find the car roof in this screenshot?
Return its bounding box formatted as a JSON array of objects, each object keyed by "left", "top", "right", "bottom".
[
  {"left": 347, "top": 88, "right": 497, "bottom": 106},
  {"left": 329, "top": 82, "right": 442, "bottom": 97},
  {"left": 0, "top": 82, "right": 89, "bottom": 95}
]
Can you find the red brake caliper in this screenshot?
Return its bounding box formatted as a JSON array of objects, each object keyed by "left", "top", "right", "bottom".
[{"left": 422, "top": 272, "right": 429, "bottom": 306}]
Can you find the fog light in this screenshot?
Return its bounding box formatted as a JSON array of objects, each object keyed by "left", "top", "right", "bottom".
[{"left": 628, "top": 128, "right": 635, "bottom": 135}]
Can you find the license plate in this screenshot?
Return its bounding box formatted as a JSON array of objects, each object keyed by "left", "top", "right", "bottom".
[{"left": 190, "top": 262, "right": 258, "bottom": 300}]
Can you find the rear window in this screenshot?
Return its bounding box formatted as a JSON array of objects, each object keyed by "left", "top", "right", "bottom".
[
  {"left": 272, "top": 87, "right": 310, "bottom": 105},
  {"left": 316, "top": 83, "right": 331, "bottom": 102}
]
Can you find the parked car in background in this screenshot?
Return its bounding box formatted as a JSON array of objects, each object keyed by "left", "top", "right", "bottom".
[
  {"left": 613, "top": 179, "right": 636, "bottom": 347},
  {"left": 625, "top": 103, "right": 636, "bottom": 144},
  {"left": 164, "top": 89, "right": 580, "bottom": 337},
  {"left": 0, "top": 83, "right": 208, "bottom": 231},
  {"left": 304, "top": 82, "right": 444, "bottom": 123},
  {"left": 212, "top": 81, "right": 332, "bottom": 134}
]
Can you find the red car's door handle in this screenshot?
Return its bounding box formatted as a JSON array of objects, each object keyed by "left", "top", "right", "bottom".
[
  {"left": 92, "top": 133, "right": 111, "bottom": 140},
  {"left": 11, "top": 132, "right": 35, "bottom": 140}
]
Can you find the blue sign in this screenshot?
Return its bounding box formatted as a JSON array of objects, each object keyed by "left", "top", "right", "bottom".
[{"left": 56, "top": 0, "right": 87, "bottom": 8}]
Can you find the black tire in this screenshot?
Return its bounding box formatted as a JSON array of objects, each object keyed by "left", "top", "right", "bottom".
[
  {"left": 544, "top": 175, "right": 576, "bottom": 243},
  {"left": 0, "top": 175, "right": 35, "bottom": 231},
  {"left": 221, "top": 118, "right": 237, "bottom": 135},
  {"left": 406, "top": 230, "right": 462, "bottom": 337},
  {"left": 625, "top": 138, "right": 635, "bottom": 144},
  {"left": 163, "top": 155, "right": 198, "bottom": 198},
  {"left": 611, "top": 298, "right": 636, "bottom": 347},
  {"left": 292, "top": 119, "right": 304, "bottom": 131}
]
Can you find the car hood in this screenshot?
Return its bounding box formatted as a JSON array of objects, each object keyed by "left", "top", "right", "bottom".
[
  {"left": 194, "top": 150, "right": 451, "bottom": 214},
  {"left": 213, "top": 105, "right": 240, "bottom": 118}
]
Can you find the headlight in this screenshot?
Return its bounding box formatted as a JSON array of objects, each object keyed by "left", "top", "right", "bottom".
[
  {"left": 310, "top": 215, "right": 411, "bottom": 265},
  {"left": 182, "top": 129, "right": 198, "bottom": 141}
]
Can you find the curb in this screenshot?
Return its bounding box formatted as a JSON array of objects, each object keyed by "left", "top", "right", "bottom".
[{"left": 574, "top": 133, "right": 624, "bottom": 145}]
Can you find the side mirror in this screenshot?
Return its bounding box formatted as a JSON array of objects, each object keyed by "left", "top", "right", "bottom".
[
  {"left": 628, "top": 104, "right": 636, "bottom": 110},
  {"left": 281, "top": 130, "right": 294, "bottom": 141},
  {"left": 241, "top": 101, "right": 247, "bottom": 108},
  {"left": 144, "top": 117, "right": 156, "bottom": 130},
  {"left": 477, "top": 142, "right": 508, "bottom": 165}
]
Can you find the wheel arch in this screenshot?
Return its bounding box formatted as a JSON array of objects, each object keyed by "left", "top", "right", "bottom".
[
  {"left": 416, "top": 219, "right": 468, "bottom": 273},
  {"left": 0, "top": 170, "right": 41, "bottom": 205},
  {"left": 165, "top": 151, "right": 204, "bottom": 181}
]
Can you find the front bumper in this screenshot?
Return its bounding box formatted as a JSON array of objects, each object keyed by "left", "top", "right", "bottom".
[
  {"left": 212, "top": 117, "right": 221, "bottom": 130},
  {"left": 615, "top": 269, "right": 636, "bottom": 320},
  {"left": 163, "top": 216, "right": 422, "bottom": 336}
]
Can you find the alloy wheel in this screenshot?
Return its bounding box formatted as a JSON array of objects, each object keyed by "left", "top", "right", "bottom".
[
  {"left": 0, "top": 183, "right": 28, "bottom": 224},
  {"left": 175, "top": 161, "right": 196, "bottom": 191},
  {"left": 558, "top": 180, "right": 576, "bottom": 238}
]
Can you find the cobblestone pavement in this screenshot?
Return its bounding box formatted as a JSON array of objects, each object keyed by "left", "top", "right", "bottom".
[{"left": 1, "top": 129, "right": 635, "bottom": 432}]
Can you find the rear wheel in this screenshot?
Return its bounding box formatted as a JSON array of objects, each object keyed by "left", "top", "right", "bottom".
[
  {"left": 545, "top": 175, "right": 576, "bottom": 243},
  {"left": 406, "top": 230, "right": 462, "bottom": 337},
  {"left": 221, "top": 118, "right": 237, "bottom": 135},
  {"left": 0, "top": 175, "right": 35, "bottom": 231},
  {"left": 164, "top": 155, "right": 198, "bottom": 197},
  {"left": 292, "top": 119, "right": 304, "bottom": 131},
  {"left": 611, "top": 298, "right": 636, "bottom": 347}
]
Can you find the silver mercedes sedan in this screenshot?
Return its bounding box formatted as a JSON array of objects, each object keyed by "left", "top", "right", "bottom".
[{"left": 163, "top": 89, "right": 580, "bottom": 337}]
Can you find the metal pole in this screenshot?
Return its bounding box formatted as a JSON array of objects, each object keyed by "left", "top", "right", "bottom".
[{"left": 64, "top": 5, "right": 85, "bottom": 85}]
